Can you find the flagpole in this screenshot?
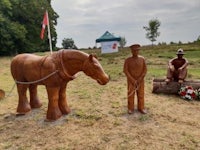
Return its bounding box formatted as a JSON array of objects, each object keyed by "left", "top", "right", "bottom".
[{"left": 46, "top": 10, "right": 53, "bottom": 54}]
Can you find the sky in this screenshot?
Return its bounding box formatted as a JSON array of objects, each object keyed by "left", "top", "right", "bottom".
[{"left": 51, "top": 0, "right": 200, "bottom": 48}]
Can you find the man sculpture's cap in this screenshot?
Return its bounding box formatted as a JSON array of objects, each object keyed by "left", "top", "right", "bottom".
[
  {"left": 176, "top": 48, "right": 185, "bottom": 55},
  {"left": 129, "top": 44, "right": 141, "bottom": 50}
]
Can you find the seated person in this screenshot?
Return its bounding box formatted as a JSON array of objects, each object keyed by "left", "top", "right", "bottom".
[{"left": 165, "top": 49, "right": 188, "bottom": 84}]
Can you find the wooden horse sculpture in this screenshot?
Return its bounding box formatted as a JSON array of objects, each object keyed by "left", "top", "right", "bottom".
[{"left": 11, "top": 49, "right": 109, "bottom": 121}]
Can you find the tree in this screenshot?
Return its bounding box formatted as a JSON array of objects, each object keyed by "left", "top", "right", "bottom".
[
  {"left": 62, "top": 38, "right": 78, "bottom": 49},
  {"left": 143, "top": 19, "right": 161, "bottom": 45},
  {"left": 197, "top": 35, "right": 200, "bottom": 41},
  {"left": 194, "top": 35, "right": 200, "bottom": 44},
  {"left": 0, "top": 0, "right": 27, "bottom": 55},
  {"left": 10, "top": 0, "right": 59, "bottom": 53},
  {"left": 119, "top": 36, "right": 126, "bottom": 48},
  {"left": 0, "top": 0, "right": 58, "bottom": 56}
]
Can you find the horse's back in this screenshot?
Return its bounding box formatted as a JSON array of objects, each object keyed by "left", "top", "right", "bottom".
[
  {"left": 12, "top": 53, "right": 42, "bottom": 61},
  {"left": 11, "top": 54, "right": 43, "bottom": 79}
]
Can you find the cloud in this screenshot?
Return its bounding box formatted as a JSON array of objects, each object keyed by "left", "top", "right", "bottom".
[{"left": 52, "top": 0, "right": 200, "bottom": 48}]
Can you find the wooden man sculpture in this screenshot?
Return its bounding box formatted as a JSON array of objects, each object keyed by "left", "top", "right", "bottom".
[
  {"left": 123, "top": 44, "right": 147, "bottom": 114},
  {"left": 165, "top": 49, "right": 188, "bottom": 84},
  {"left": 11, "top": 49, "right": 109, "bottom": 121}
]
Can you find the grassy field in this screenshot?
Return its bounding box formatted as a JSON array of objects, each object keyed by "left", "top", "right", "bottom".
[{"left": 0, "top": 43, "right": 200, "bottom": 150}]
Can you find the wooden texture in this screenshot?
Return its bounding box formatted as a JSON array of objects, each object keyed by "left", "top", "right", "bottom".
[
  {"left": 0, "top": 89, "right": 5, "bottom": 100},
  {"left": 10, "top": 49, "right": 109, "bottom": 121},
  {"left": 152, "top": 79, "right": 200, "bottom": 94}
]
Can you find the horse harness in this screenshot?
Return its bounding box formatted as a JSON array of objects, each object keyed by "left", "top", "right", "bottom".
[
  {"left": 51, "top": 49, "right": 75, "bottom": 81},
  {"left": 15, "top": 50, "right": 75, "bottom": 85}
]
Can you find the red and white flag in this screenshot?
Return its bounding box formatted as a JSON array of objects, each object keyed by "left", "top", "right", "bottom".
[{"left": 40, "top": 11, "right": 48, "bottom": 39}]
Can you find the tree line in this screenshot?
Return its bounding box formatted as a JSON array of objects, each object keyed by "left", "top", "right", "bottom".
[{"left": 0, "top": 0, "right": 58, "bottom": 56}]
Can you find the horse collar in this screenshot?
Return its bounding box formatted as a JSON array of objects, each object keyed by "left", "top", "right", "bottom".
[{"left": 58, "top": 50, "right": 75, "bottom": 80}]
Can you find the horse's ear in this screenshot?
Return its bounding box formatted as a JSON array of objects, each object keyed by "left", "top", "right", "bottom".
[
  {"left": 92, "top": 53, "right": 97, "bottom": 59},
  {"left": 89, "top": 53, "right": 98, "bottom": 62},
  {"left": 89, "top": 54, "right": 94, "bottom": 62}
]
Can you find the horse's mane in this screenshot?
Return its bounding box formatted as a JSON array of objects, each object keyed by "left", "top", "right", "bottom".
[{"left": 60, "top": 49, "right": 89, "bottom": 61}]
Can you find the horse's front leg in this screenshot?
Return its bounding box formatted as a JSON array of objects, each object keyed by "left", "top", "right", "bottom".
[
  {"left": 16, "top": 84, "right": 31, "bottom": 114},
  {"left": 58, "top": 84, "right": 71, "bottom": 115},
  {"left": 46, "top": 86, "right": 62, "bottom": 121},
  {"left": 29, "top": 84, "right": 42, "bottom": 109}
]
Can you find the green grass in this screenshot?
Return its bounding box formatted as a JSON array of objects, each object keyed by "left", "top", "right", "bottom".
[
  {"left": 94, "top": 43, "right": 200, "bottom": 81},
  {"left": 1, "top": 43, "right": 200, "bottom": 94}
]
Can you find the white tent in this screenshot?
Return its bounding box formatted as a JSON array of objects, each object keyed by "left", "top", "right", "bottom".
[{"left": 96, "top": 31, "right": 121, "bottom": 54}]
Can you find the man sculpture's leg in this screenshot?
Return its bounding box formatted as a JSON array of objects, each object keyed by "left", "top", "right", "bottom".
[
  {"left": 137, "top": 80, "right": 147, "bottom": 114},
  {"left": 127, "top": 81, "right": 135, "bottom": 114},
  {"left": 178, "top": 68, "right": 187, "bottom": 83},
  {"left": 165, "top": 68, "right": 173, "bottom": 83}
]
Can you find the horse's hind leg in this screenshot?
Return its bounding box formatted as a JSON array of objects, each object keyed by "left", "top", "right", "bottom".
[
  {"left": 29, "top": 84, "right": 42, "bottom": 109},
  {"left": 16, "top": 84, "right": 31, "bottom": 114}
]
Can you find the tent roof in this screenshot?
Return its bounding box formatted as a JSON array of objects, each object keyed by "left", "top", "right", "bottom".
[{"left": 96, "top": 31, "right": 121, "bottom": 43}]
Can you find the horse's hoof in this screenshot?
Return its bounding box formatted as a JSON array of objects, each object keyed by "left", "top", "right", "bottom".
[
  {"left": 46, "top": 109, "right": 62, "bottom": 121},
  {"left": 30, "top": 102, "right": 42, "bottom": 109},
  {"left": 46, "top": 115, "right": 62, "bottom": 121},
  {"left": 59, "top": 107, "right": 71, "bottom": 115},
  {"left": 17, "top": 105, "right": 31, "bottom": 114}
]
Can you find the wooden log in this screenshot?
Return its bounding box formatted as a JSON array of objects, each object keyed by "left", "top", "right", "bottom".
[
  {"left": 152, "top": 79, "right": 200, "bottom": 94},
  {"left": 0, "top": 89, "right": 5, "bottom": 100}
]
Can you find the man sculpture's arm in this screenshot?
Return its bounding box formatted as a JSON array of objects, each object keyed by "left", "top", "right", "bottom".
[
  {"left": 137, "top": 58, "right": 147, "bottom": 84},
  {"left": 168, "top": 58, "right": 175, "bottom": 71},
  {"left": 123, "top": 60, "right": 136, "bottom": 84},
  {"left": 179, "top": 58, "right": 189, "bottom": 71}
]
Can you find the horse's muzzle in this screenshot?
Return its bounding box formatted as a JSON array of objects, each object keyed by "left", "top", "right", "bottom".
[{"left": 97, "top": 74, "right": 109, "bottom": 85}]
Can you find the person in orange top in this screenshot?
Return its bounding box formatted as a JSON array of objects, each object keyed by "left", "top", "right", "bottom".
[
  {"left": 165, "top": 49, "right": 188, "bottom": 84},
  {"left": 123, "top": 44, "right": 147, "bottom": 114}
]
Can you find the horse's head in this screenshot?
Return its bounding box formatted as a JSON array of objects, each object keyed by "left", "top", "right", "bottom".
[{"left": 83, "top": 54, "right": 109, "bottom": 85}]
